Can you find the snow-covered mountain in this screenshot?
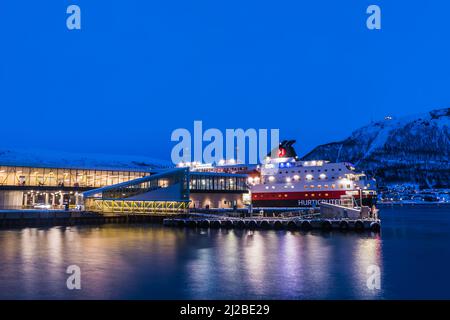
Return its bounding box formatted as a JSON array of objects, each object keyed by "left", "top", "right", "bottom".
[
  {"left": 302, "top": 108, "right": 450, "bottom": 188},
  {"left": 0, "top": 148, "right": 172, "bottom": 171}
]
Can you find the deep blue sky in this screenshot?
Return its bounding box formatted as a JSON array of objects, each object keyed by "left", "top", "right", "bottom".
[{"left": 1, "top": 1, "right": 449, "bottom": 161}]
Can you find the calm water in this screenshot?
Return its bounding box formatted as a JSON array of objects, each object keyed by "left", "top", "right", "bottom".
[{"left": 0, "top": 205, "right": 450, "bottom": 299}]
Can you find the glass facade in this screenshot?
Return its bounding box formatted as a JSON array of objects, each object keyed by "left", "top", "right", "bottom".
[
  {"left": 189, "top": 173, "right": 247, "bottom": 192},
  {"left": 0, "top": 166, "right": 149, "bottom": 188}
]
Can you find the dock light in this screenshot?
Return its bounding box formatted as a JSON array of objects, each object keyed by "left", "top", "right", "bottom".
[{"left": 268, "top": 176, "right": 275, "bottom": 182}]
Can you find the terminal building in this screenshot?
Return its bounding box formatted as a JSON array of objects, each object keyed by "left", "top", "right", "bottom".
[
  {"left": 0, "top": 149, "right": 250, "bottom": 210},
  {"left": 83, "top": 168, "right": 249, "bottom": 214}
]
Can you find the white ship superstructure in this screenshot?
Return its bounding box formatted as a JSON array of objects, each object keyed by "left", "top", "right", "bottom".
[{"left": 249, "top": 141, "right": 377, "bottom": 207}]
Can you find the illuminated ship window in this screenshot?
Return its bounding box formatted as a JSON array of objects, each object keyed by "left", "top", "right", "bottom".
[
  {"left": 284, "top": 194, "right": 288, "bottom": 197},
  {"left": 304, "top": 185, "right": 308, "bottom": 189},
  {"left": 325, "top": 193, "right": 329, "bottom": 196},
  {"left": 339, "top": 184, "right": 343, "bottom": 189},
  {"left": 347, "top": 184, "right": 351, "bottom": 189},
  {"left": 278, "top": 194, "right": 282, "bottom": 198},
  {"left": 318, "top": 185, "right": 322, "bottom": 189},
  {"left": 311, "top": 194, "right": 315, "bottom": 197},
  {"left": 305, "top": 194, "right": 308, "bottom": 197},
  {"left": 332, "top": 184, "right": 336, "bottom": 189},
  {"left": 324, "top": 185, "right": 329, "bottom": 188},
  {"left": 310, "top": 185, "right": 314, "bottom": 188}
]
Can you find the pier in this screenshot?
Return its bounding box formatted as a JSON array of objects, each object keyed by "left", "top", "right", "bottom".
[
  {"left": 163, "top": 216, "right": 381, "bottom": 232},
  {"left": 0, "top": 210, "right": 175, "bottom": 228}
]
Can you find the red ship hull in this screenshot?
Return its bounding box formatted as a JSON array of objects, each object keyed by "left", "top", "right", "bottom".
[{"left": 252, "top": 190, "right": 376, "bottom": 207}]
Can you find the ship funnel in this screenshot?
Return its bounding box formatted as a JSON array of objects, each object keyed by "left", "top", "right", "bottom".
[{"left": 266, "top": 140, "right": 298, "bottom": 159}]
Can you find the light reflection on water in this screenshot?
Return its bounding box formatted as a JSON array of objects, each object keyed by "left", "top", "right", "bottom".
[
  {"left": 0, "top": 225, "right": 381, "bottom": 299},
  {"left": 0, "top": 205, "right": 449, "bottom": 299}
]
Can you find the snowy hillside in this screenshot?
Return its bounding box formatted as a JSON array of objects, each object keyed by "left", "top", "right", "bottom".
[
  {"left": 0, "top": 148, "right": 172, "bottom": 171},
  {"left": 302, "top": 108, "right": 450, "bottom": 188}
]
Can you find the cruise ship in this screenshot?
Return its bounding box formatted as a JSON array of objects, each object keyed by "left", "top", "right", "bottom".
[{"left": 249, "top": 140, "right": 377, "bottom": 208}]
